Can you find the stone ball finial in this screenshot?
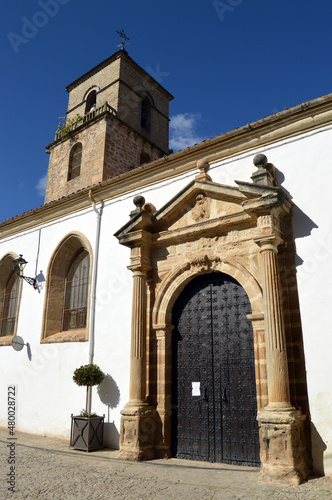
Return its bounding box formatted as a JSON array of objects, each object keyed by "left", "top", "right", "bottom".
[
  {"left": 195, "top": 160, "right": 212, "bottom": 181},
  {"left": 253, "top": 154, "right": 268, "bottom": 169},
  {"left": 133, "top": 195, "right": 145, "bottom": 209}
]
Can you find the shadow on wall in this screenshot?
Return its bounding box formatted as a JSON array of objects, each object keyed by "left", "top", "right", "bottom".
[
  {"left": 292, "top": 205, "right": 318, "bottom": 241},
  {"left": 276, "top": 167, "right": 318, "bottom": 236},
  {"left": 104, "top": 422, "right": 120, "bottom": 449},
  {"left": 276, "top": 167, "right": 319, "bottom": 266},
  {"left": 97, "top": 374, "right": 121, "bottom": 449},
  {"left": 275, "top": 166, "right": 286, "bottom": 190},
  {"left": 292, "top": 205, "right": 319, "bottom": 268},
  {"left": 311, "top": 422, "right": 327, "bottom": 476},
  {"left": 277, "top": 166, "right": 326, "bottom": 475}
]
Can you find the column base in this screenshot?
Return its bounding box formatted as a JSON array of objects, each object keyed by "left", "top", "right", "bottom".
[
  {"left": 154, "top": 408, "right": 172, "bottom": 459},
  {"left": 258, "top": 409, "right": 311, "bottom": 485},
  {"left": 119, "top": 403, "right": 158, "bottom": 461},
  {"left": 155, "top": 443, "right": 172, "bottom": 459}
]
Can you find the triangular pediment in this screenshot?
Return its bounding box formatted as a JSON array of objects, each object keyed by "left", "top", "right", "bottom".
[
  {"left": 115, "top": 178, "right": 282, "bottom": 246},
  {"left": 153, "top": 180, "right": 252, "bottom": 233}
]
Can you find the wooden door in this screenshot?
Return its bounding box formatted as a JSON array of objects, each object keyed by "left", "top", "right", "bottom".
[{"left": 171, "top": 272, "right": 260, "bottom": 466}]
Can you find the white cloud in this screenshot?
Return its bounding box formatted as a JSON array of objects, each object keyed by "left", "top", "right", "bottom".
[
  {"left": 35, "top": 174, "right": 47, "bottom": 197},
  {"left": 169, "top": 113, "right": 206, "bottom": 152}
]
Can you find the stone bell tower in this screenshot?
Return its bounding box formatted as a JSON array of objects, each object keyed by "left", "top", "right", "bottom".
[{"left": 44, "top": 49, "right": 173, "bottom": 204}]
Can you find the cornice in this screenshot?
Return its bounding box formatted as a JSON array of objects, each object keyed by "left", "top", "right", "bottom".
[
  {"left": 152, "top": 212, "right": 252, "bottom": 247},
  {"left": 2, "top": 93, "right": 332, "bottom": 239},
  {"left": 45, "top": 109, "right": 166, "bottom": 155},
  {"left": 66, "top": 78, "right": 170, "bottom": 122},
  {"left": 65, "top": 49, "right": 174, "bottom": 100}
]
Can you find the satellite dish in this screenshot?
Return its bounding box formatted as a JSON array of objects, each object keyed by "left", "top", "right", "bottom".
[{"left": 12, "top": 336, "right": 25, "bottom": 351}]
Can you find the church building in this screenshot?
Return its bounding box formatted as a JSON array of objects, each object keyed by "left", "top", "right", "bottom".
[{"left": 0, "top": 49, "right": 331, "bottom": 484}]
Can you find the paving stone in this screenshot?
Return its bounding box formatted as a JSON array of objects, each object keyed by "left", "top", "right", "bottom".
[{"left": 0, "top": 428, "right": 331, "bottom": 499}]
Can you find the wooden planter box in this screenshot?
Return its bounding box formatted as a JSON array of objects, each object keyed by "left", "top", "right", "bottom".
[{"left": 70, "top": 414, "right": 104, "bottom": 452}]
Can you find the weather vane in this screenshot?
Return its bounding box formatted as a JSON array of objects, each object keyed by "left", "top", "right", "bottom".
[{"left": 116, "top": 29, "right": 130, "bottom": 50}]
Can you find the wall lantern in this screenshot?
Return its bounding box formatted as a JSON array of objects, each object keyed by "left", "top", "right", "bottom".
[{"left": 12, "top": 254, "right": 38, "bottom": 290}]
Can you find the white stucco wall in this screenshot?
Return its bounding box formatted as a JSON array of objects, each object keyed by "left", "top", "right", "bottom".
[
  {"left": 0, "top": 171, "right": 193, "bottom": 449},
  {"left": 210, "top": 125, "right": 332, "bottom": 475},
  {"left": 0, "top": 125, "right": 331, "bottom": 473},
  {"left": 0, "top": 209, "right": 132, "bottom": 447}
]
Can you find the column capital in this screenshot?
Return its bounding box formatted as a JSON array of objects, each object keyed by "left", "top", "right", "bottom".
[
  {"left": 127, "top": 264, "right": 152, "bottom": 276},
  {"left": 154, "top": 324, "right": 174, "bottom": 341},
  {"left": 154, "top": 323, "right": 174, "bottom": 332},
  {"left": 128, "top": 242, "right": 152, "bottom": 273},
  {"left": 254, "top": 234, "right": 283, "bottom": 252}
]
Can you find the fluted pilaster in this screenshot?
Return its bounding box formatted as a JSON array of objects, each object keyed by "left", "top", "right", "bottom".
[
  {"left": 119, "top": 265, "right": 157, "bottom": 461},
  {"left": 255, "top": 233, "right": 310, "bottom": 484},
  {"left": 256, "top": 236, "right": 292, "bottom": 409},
  {"left": 155, "top": 324, "right": 173, "bottom": 456},
  {"left": 129, "top": 269, "right": 147, "bottom": 403}
]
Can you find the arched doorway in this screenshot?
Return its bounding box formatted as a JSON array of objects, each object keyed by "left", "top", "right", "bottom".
[{"left": 171, "top": 272, "right": 260, "bottom": 466}]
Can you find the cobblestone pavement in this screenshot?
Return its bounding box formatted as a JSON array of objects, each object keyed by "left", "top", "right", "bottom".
[{"left": 1, "top": 428, "right": 332, "bottom": 500}]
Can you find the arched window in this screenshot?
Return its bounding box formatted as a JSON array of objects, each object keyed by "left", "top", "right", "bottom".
[
  {"left": 63, "top": 250, "right": 89, "bottom": 330},
  {"left": 68, "top": 143, "right": 82, "bottom": 181},
  {"left": 0, "top": 254, "right": 22, "bottom": 342},
  {"left": 42, "top": 234, "right": 91, "bottom": 342},
  {"left": 1, "top": 272, "right": 20, "bottom": 336},
  {"left": 140, "top": 152, "right": 150, "bottom": 165},
  {"left": 141, "top": 96, "right": 151, "bottom": 132},
  {"left": 85, "top": 90, "right": 97, "bottom": 114}
]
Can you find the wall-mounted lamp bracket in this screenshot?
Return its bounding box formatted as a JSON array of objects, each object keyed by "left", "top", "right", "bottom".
[{"left": 12, "top": 255, "right": 38, "bottom": 290}]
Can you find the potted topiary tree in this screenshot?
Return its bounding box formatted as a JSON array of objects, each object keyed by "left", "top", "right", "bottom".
[{"left": 70, "top": 363, "right": 105, "bottom": 452}]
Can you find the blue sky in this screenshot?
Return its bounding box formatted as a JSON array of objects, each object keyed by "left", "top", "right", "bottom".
[{"left": 1, "top": 0, "right": 332, "bottom": 222}]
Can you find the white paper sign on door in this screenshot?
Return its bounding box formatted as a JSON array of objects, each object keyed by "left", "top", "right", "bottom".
[{"left": 192, "top": 381, "right": 200, "bottom": 396}]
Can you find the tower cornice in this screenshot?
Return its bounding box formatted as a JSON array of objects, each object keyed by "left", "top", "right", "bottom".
[{"left": 65, "top": 49, "right": 174, "bottom": 101}]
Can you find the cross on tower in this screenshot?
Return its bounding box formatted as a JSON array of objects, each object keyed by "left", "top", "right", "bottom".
[{"left": 116, "top": 29, "right": 130, "bottom": 50}]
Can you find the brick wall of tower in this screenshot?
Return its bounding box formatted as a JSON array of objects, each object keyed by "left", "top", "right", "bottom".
[
  {"left": 45, "top": 115, "right": 164, "bottom": 204},
  {"left": 118, "top": 58, "right": 170, "bottom": 152},
  {"left": 45, "top": 119, "right": 107, "bottom": 204},
  {"left": 67, "top": 59, "right": 121, "bottom": 119},
  {"left": 119, "top": 58, "right": 170, "bottom": 117},
  {"left": 45, "top": 52, "right": 172, "bottom": 204},
  {"left": 66, "top": 54, "right": 171, "bottom": 154},
  {"left": 116, "top": 83, "right": 169, "bottom": 153},
  {"left": 103, "top": 117, "right": 162, "bottom": 180}
]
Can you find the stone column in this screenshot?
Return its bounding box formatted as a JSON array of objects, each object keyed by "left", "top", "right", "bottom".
[
  {"left": 119, "top": 265, "right": 157, "bottom": 461},
  {"left": 129, "top": 268, "right": 147, "bottom": 404},
  {"left": 255, "top": 235, "right": 310, "bottom": 484},
  {"left": 155, "top": 324, "right": 173, "bottom": 458},
  {"left": 256, "top": 236, "right": 293, "bottom": 410}
]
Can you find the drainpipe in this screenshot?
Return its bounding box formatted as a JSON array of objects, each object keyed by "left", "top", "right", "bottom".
[{"left": 87, "top": 189, "right": 103, "bottom": 414}]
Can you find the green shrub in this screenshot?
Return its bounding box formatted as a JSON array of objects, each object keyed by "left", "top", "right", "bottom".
[
  {"left": 57, "top": 114, "right": 83, "bottom": 140},
  {"left": 73, "top": 364, "right": 105, "bottom": 387}
]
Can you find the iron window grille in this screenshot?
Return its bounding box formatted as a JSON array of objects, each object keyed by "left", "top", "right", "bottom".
[
  {"left": 62, "top": 250, "right": 89, "bottom": 331},
  {"left": 0, "top": 272, "right": 20, "bottom": 337}
]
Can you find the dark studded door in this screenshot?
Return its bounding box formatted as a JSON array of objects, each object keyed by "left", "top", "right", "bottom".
[{"left": 171, "top": 272, "right": 260, "bottom": 466}]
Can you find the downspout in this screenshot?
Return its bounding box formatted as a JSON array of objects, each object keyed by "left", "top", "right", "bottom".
[{"left": 87, "top": 189, "right": 103, "bottom": 414}]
